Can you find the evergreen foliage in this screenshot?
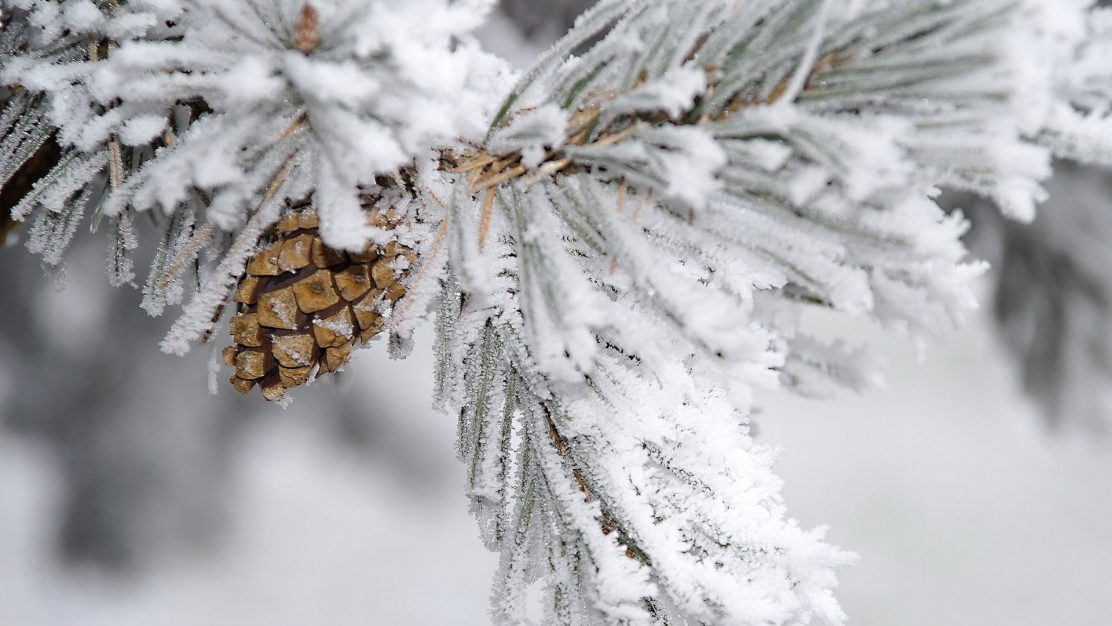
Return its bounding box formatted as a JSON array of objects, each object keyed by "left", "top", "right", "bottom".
[{"left": 3, "top": 1, "right": 1111, "bottom": 624}]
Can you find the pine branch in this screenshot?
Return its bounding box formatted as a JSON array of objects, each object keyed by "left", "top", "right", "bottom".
[
  {"left": 436, "top": 279, "right": 853, "bottom": 624},
  {"left": 2, "top": 0, "right": 503, "bottom": 355},
  {"left": 1034, "top": 4, "right": 1112, "bottom": 167},
  {"left": 0, "top": 1, "right": 179, "bottom": 267},
  {"left": 3, "top": 1, "right": 1112, "bottom": 625},
  {"left": 450, "top": 0, "right": 1028, "bottom": 404},
  {"left": 431, "top": 1, "right": 1088, "bottom": 623}
]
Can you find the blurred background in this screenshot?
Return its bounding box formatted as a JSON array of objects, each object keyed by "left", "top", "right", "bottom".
[{"left": 1, "top": 3, "right": 1110, "bottom": 625}]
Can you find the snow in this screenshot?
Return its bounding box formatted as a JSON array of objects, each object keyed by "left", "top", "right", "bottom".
[
  {"left": 487, "top": 104, "right": 567, "bottom": 164},
  {"left": 757, "top": 289, "right": 1112, "bottom": 626},
  {"left": 607, "top": 65, "right": 707, "bottom": 119},
  {"left": 0, "top": 416, "right": 497, "bottom": 626},
  {"left": 313, "top": 315, "right": 354, "bottom": 337}
]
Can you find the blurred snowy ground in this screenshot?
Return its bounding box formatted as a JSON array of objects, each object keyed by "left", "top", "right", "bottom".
[
  {"left": 0, "top": 322, "right": 498, "bottom": 626},
  {"left": 757, "top": 305, "right": 1112, "bottom": 626}
]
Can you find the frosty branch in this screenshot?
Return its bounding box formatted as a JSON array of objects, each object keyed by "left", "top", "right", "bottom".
[{"left": 3, "top": 0, "right": 1112, "bottom": 625}]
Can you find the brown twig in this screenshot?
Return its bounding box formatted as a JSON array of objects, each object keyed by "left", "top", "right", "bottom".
[
  {"left": 107, "top": 140, "right": 123, "bottom": 191},
  {"left": 478, "top": 187, "right": 495, "bottom": 252},
  {"left": 541, "top": 406, "right": 649, "bottom": 564},
  {"left": 439, "top": 44, "right": 850, "bottom": 267},
  {"left": 291, "top": 4, "right": 320, "bottom": 54},
  {"left": 157, "top": 221, "right": 215, "bottom": 292}
]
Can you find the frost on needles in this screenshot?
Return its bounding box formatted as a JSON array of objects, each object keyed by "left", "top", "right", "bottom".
[
  {"left": 431, "top": 1, "right": 1112, "bottom": 623},
  {"left": 2, "top": 0, "right": 500, "bottom": 342},
  {"left": 3, "top": 0, "right": 1112, "bottom": 625}
]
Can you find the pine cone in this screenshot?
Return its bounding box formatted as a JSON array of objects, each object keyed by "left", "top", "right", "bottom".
[{"left": 223, "top": 208, "right": 413, "bottom": 401}]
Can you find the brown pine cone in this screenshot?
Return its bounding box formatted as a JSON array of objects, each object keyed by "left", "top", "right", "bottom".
[{"left": 223, "top": 208, "right": 414, "bottom": 401}]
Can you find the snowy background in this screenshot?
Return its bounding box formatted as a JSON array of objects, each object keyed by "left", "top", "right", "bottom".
[{"left": 1, "top": 3, "right": 1111, "bottom": 625}]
